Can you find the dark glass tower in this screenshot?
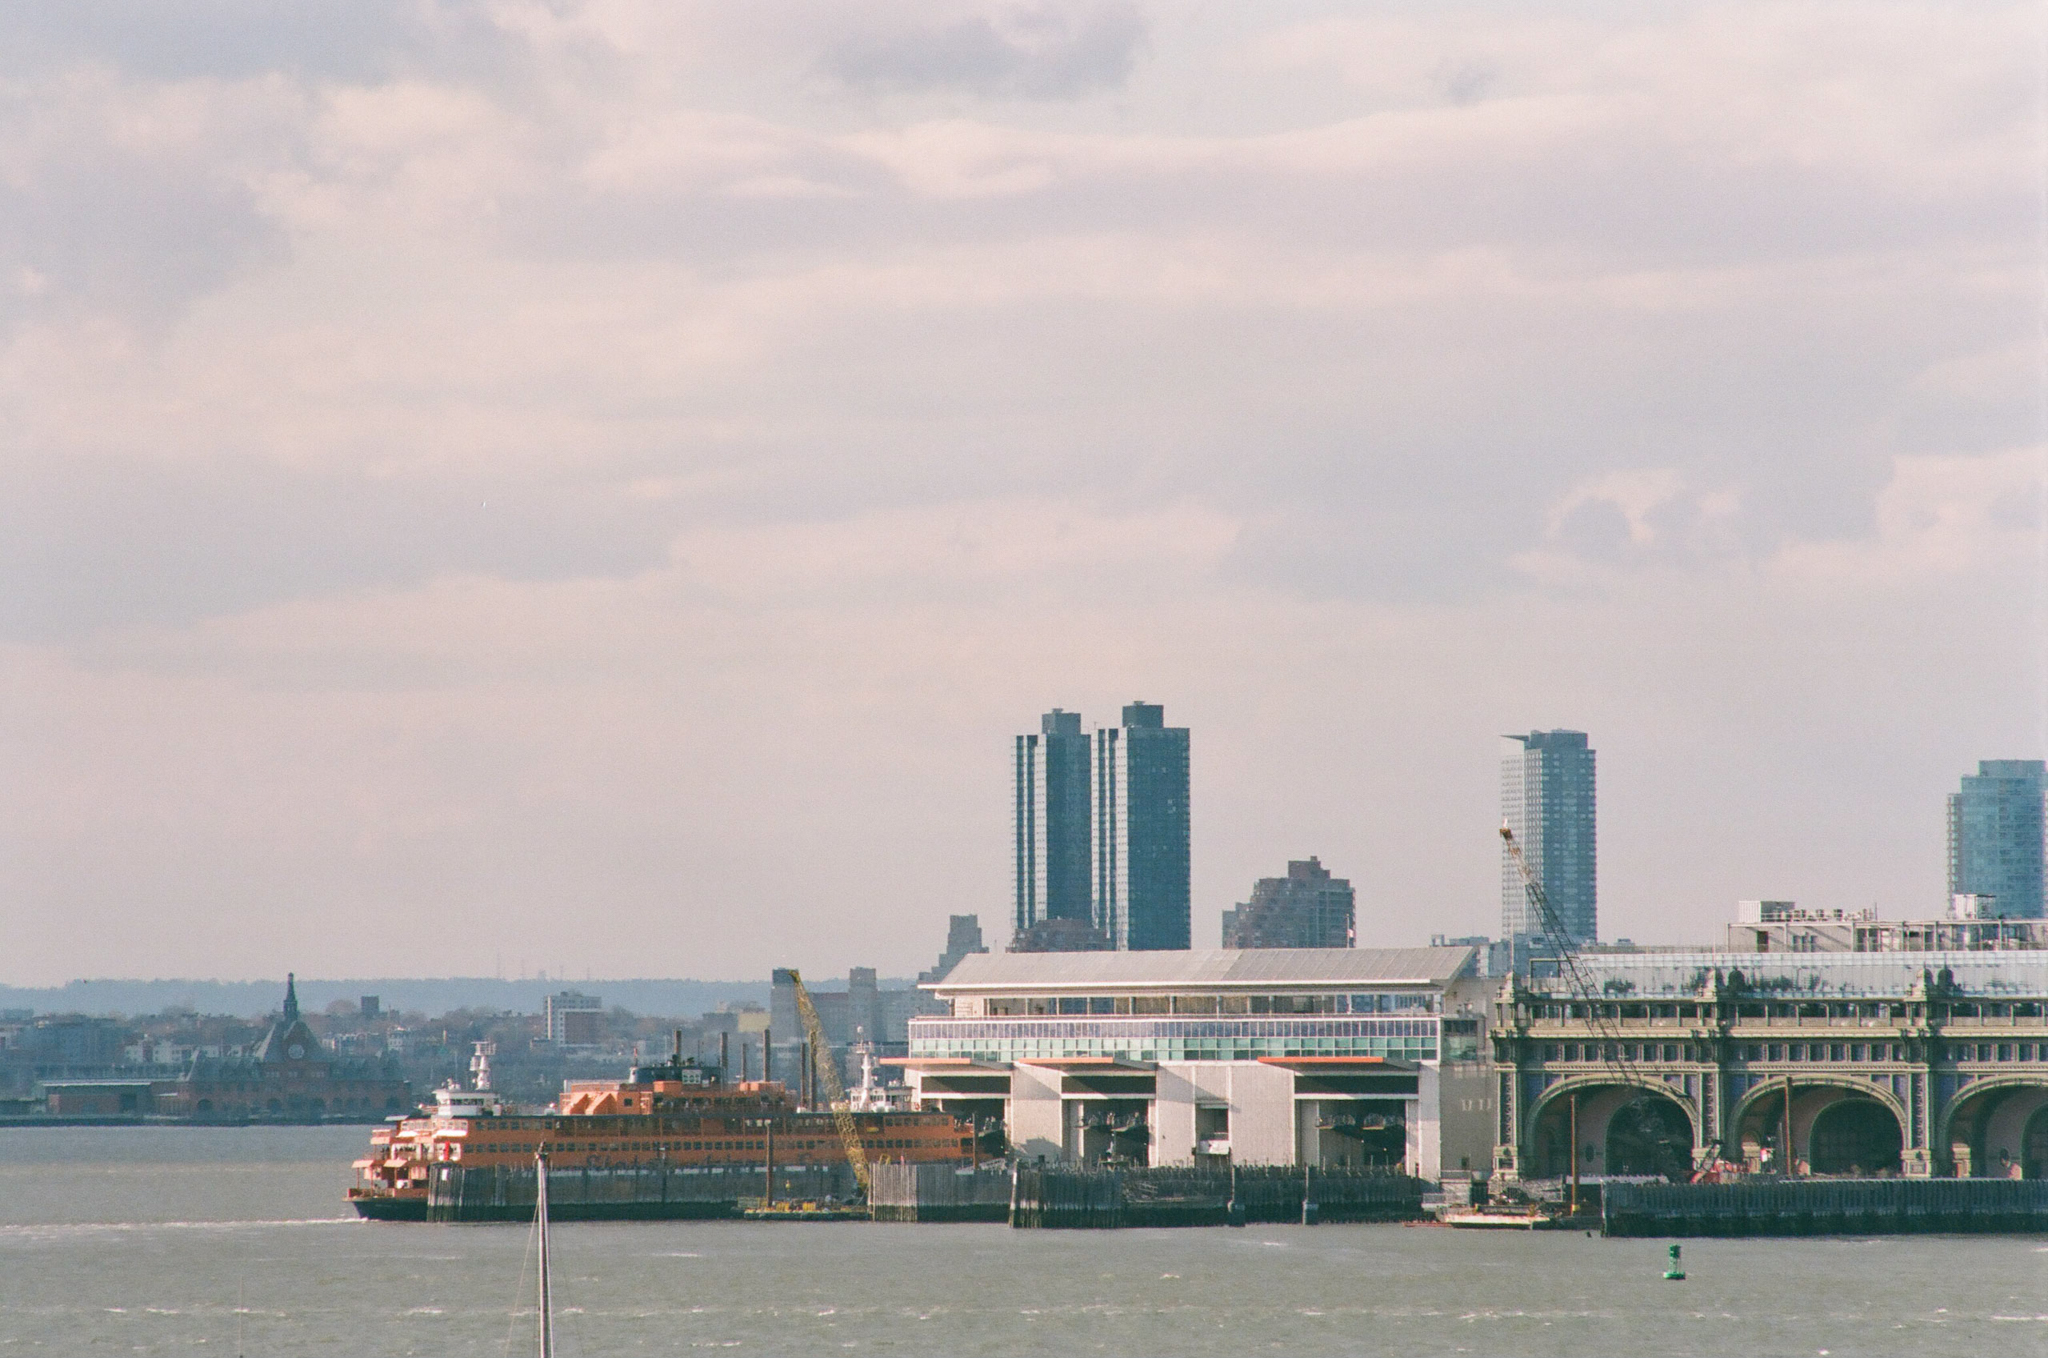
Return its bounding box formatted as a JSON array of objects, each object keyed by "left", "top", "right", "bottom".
[
  {"left": 1014, "top": 709, "right": 1093, "bottom": 935},
  {"left": 1094, "top": 701, "right": 1191, "bottom": 951}
]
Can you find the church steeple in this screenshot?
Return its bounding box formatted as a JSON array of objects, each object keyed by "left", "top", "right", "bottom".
[{"left": 282, "top": 972, "right": 299, "bottom": 1025}]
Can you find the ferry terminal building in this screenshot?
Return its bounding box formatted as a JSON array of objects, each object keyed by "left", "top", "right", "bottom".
[
  {"left": 900, "top": 948, "right": 1497, "bottom": 1179},
  {"left": 1495, "top": 952, "right": 2048, "bottom": 1180}
]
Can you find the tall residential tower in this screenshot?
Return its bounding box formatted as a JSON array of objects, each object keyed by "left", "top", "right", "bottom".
[
  {"left": 1094, "top": 701, "right": 1192, "bottom": 951},
  {"left": 1014, "top": 709, "right": 1094, "bottom": 936},
  {"left": 1948, "top": 760, "right": 2048, "bottom": 918},
  {"left": 1501, "top": 729, "right": 1597, "bottom": 944}
]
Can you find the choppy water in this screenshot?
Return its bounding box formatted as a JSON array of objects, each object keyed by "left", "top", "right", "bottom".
[{"left": 2, "top": 1128, "right": 2045, "bottom": 1356}]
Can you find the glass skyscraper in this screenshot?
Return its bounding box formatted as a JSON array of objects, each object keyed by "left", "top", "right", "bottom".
[
  {"left": 1093, "top": 701, "right": 1191, "bottom": 951},
  {"left": 1014, "top": 709, "right": 1094, "bottom": 935},
  {"left": 1947, "top": 760, "right": 2048, "bottom": 919},
  {"left": 1500, "top": 729, "right": 1597, "bottom": 944}
]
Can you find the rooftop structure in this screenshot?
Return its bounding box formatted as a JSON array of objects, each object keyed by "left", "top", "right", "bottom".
[
  {"left": 1726, "top": 899, "right": 2048, "bottom": 956},
  {"left": 1221, "top": 857, "right": 1356, "bottom": 950}
]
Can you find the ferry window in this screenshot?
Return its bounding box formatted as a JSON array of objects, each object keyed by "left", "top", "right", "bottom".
[
  {"left": 1663, "top": 1045, "right": 1679, "bottom": 1063},
  {"left": 1248, "top": 996, "right": 1272, "bottom": 1014},
  {"left": 1999, "top": 1044, "right": 2014, "bottom": 1062},
  {"left": 1057, "top": 998, "right": 1088, "bottom": 1015},
  {"left": 1978, "top": 1044, "right": 1993, "bottom": 1062},
  {"left": 1089, "top": 997, "right": 1116, "bottom": 1015},
  {"left": 1768, "top": 1044, "right": 1783, "bottom": 1062},
  {"left": 1173, "top": 996, "right": 1218, "bottom": 1015},
  {"left": 1132, "top": 996, "right": 1171, "bottom": 1015},
  {"left": 1562, "top": 1043, "right": 1579, "bottom": 1062},
  {"left": 1544, "top": 1045, "right": 1561, "bottom": 1062},
  {"left": 2022, "top": 1044, "right": 2036, "bottom": 1062},
  {"left": 1787, "top": 1044, "right": 1803, "bottom": 1061},
  {"left": 1113, "top": 997, "right": 1132, "bottom": 1014},
  {"left": 1218, "top": 996, "right": 1250, "bottom": 1015},
  {"left": 1027, "top": 999, "right": 1054, "bottom": 1016},
  {"left": 1826, "top": 1044, "right": 1843, "bottom": 1062},
  {"left": 1849, "top": 1045, "right": 1865, "bottom": 1062}
]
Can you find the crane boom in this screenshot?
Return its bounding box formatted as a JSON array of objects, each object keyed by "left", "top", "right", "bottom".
[
  {"left": 1500, "top": 824, "right": 1640, "bottom": 1091},
  {"left": 785, "top": 969, "right": 873, "bottom": 1197}
]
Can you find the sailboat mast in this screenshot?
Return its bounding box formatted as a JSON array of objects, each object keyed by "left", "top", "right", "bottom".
[{"left": 536, "top": 1150, "right": 555, "bottom": 1358}]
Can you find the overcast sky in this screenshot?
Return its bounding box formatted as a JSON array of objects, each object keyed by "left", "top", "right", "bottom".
[{"left": 1, "top": 0, "right": 2041, "bottom": 986}]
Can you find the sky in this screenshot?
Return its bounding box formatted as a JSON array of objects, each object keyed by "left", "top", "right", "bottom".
[{"left": 0, "top": 0, "right": 2042, "bottom": 986}]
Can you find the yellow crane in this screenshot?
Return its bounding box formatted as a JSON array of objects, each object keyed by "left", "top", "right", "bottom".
[{"left": 785, "top": 969, "right": 873, "bottom": 1198}]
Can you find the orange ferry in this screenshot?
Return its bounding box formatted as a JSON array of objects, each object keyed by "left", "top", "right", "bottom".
[{"left": 350, "top": 1046, "right": 972, "bottom": 1221}]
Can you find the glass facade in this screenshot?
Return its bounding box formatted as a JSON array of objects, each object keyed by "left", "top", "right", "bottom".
[
  {"left": 1947, "top": 759, "right": 2047, "bottom": 918},
  {"left": 1501, "top": 730, "right": 1596, "bottom": 943},
  {"left": 908, "top": 1015, "right": 1439, "bottom": 1064},
  {"left": 1095, "top": 703, "right": 1191, "bottom": 951}
]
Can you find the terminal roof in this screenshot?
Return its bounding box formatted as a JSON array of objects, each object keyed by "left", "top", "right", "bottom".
[
  {"left": 926, "top": 946, "right": 1476, "bottom": 992},
  {"left": 1534, "top": 950, "right": 2048, "bottom": 999}
]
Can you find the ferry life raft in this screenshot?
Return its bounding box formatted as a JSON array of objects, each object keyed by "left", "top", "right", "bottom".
[{"left": 348, "top": 1052, "right": 975, "bottom": 1222}]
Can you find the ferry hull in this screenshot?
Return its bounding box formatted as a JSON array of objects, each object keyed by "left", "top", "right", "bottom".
[{"left": 350, "top": 1195, "right": 431, "bottom": 1222}]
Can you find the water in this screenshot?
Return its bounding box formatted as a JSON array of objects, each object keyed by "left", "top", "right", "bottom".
[{"left": 2, "top": 1128, "right": 2046, "bottom": 1356}]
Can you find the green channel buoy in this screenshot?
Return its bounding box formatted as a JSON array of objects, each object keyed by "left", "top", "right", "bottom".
[{"left": 1663, "top": 1244, "right": 1686, "bottom": 1281}]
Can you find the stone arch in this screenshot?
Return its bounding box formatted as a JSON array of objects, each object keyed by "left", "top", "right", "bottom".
[
  {"left": 1525, "top": 1076, "right": 1700, "bottom": 1179},
  {"left": 1935, "top": 1074, "right": 2048, "bottom": 1178},
  {"left": 2026, "top": 1104, "right": 2048, "bottom": 1180},
  {"left": 1728, "top": 1075, "right": 1910, "bottom": 1171},
  {"left": 1808, "top": 1098, "right": 1902, "bottom": 1175}
]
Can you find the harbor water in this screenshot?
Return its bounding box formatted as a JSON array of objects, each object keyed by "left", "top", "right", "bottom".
[{"left": 3, "top": 1127, "right": 2046, "bottom": 1356}]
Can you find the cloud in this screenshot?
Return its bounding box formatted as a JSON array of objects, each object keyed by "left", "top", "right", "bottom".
[
  {"left": 818, "top": 1, "right": 1146, "bottom": 100},
  {"left": 0, "top": 1, "right": 2042, "bottom": 981}
]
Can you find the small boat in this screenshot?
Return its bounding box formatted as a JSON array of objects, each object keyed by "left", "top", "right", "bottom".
[{"left": 1438, "top": 1207, "right": 1568, "bottom": 1230}]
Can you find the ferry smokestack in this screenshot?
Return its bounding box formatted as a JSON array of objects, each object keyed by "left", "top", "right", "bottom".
[{"left": 720, "top": 1032, "right": 729, "bottom": 1081}]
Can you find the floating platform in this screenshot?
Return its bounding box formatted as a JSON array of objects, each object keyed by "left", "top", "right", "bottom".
[
  {"left": 1439, "top": 1209, "right": 1581, "bottom": 1230},
  {"left": 1601, "top": 1178, "right": 2048, "bottom": 1237},
  {"left": 741, "top": 1203, "right": 870, "bottom": 1222},
  {"left": 1011, "top": 1165, "right": 1428, "bottom": 1229}
]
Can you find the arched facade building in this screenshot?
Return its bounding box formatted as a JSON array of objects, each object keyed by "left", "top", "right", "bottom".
[{"left": 1491, "top": 952, "right": 2048, "bottom": 1180}]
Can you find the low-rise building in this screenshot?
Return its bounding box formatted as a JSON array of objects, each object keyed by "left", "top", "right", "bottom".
[{"left": 899, "top": 947, "right": 1493, "bottom": 1180}]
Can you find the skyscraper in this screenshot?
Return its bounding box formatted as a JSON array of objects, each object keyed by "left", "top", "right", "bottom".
[
  {"left": 1501, "top": 730, "right": 1596, "bottom": 943},
  {"left": 1014, "top": 709, "right": 1093, "bottom": 936},
  {"left": 1221, "top": 857, "right": 1355, "bottom": 949},
  {"left": 1094, "top": 701, "right": 1191, "bottom": 951},
  {"left": 1947, "top": 760, "right": 2048, "bottom": 918}
]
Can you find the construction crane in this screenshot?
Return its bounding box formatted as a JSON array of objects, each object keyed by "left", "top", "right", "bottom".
[
  {"left": 784, "top": 969, "right": 873, "bottom": 1198},
  {"left": 1500, "top": 825, "right": 1686, "bottom": 1191}
]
